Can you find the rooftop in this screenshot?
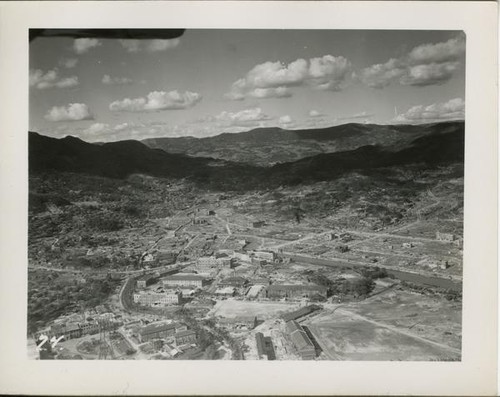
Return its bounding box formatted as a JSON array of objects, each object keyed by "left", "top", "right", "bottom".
[
  {"left": 137, "top": 274, "right": 157, "bottom": 281},
  {"left": 175, "top": 329, "right": 196, "bottom": 338},
  {"left": 139, "top": 322, "right": 176, "bottom": 336},
  {"left": 164, "top": 274, "right": 206, "bottom": 281},
  {"left": 267, "top": 284, "right": 328, "bottom": 292},
  {"left": 282, "top": 305, "right": 321, "bottom": 322},
  {"left": 286, "top": 321, "right": 315, "bottom": 351}
]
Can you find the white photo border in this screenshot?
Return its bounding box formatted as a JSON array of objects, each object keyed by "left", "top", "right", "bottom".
[{"left": 0, "top": 1, "right": 497, "bottom": 395}]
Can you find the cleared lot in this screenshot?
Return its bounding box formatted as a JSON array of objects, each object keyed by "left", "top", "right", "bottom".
[
  {"left": 306, "top": 290, "right": 461, "bottom": 361},
  {"left": 209, "top": 299, "right": 300, "bottom": 319}
]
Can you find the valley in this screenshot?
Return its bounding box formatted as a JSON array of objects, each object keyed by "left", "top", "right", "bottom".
[{"left": 27, "top": 121, "right": 463, "bottom": 361}]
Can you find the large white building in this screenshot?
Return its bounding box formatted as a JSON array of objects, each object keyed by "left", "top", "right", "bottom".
[
  {"left": 252, "top": 250, "right": 276, "bottom": 262},
  {"left": 233, "top": 251, "right": 251, "bottom": 263},
  {"left": 163, "top": 274, "right": 208, "bottom": 288},
  {"left": 198, "top": 256, "right": 218, "bottom": 267},
  {"left": 133, "top": 291, "right": 182, "bottom": 306}
]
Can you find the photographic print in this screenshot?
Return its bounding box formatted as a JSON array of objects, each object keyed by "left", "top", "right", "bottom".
[{"left": 28, "top": 28, "right": 466, "bottom": 362}]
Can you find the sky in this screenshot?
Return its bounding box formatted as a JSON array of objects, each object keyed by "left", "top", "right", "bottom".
[{"left": 29, "top": 29, "right": 466, "bottom": 142}]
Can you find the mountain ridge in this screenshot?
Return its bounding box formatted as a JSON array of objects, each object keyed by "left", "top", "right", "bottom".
[
  {"left": 142, "top": 121, "right": 464, "bottom": 166},
  {"left": 29, "top": 120, "right": 464, "bottom": 190}
]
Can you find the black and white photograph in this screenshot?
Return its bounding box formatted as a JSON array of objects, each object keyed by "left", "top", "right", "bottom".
[
  {"left": 28, "top": 28, "right": 466, "bottom": 362},
  {"left": 0, "top": 1, "right": 497, "bottom": 395}
]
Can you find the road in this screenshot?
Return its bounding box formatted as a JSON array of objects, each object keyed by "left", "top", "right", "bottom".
[
  {"left": 279, "top": 253, "right": 462, "bottom": 292},
  {"left": 29, "top": 260, "right": 194, "bottom": 276}
]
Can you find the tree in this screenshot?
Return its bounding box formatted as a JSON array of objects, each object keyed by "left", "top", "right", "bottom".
[{"left": 350, "top": 277, "right": 375, "bottom": 297}]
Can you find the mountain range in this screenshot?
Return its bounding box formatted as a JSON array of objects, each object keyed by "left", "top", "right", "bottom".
[
  {"left": 142, "top": 121, "right": 463, "bottom": 166},
  {"left": 29, "top": 121, "right": 464, "bottom": 190}
]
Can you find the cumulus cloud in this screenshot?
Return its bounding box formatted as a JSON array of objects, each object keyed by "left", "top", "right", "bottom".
[
  {"left": 338, "top": 111, "right": 375, "bottom": 121},
  {"left": 247, "top": 87, "right": 292, "bottom": 99},
  {"left": 119, "top": 39, "right": 141, "bottom": 53},
  {"left": 58, "top": 121, "right": 150, "bottom": 142},
  {"left": 400, "top": 62, "right": 460, "bottom": 87},
  {"left": 407, "top": 36, "right": 466, "bottom": 65},
  {"left": 147, "top": 38, "right": 180, "bottom": 52},
  {"left": 361, "top": 35, "right": 465, "bottom": 88},
  {"left": 109, "top": 90, "right": 202, "bottom": 112},
  {"left": 308, "top": 110, "right": 323, "bottom": 118},
  {"left": 44, "top": 103, "right": 93, "bottom": 122},
  {"left": 393, "top": 97, "right": 465, "bottom": 124},
  {"left": 84, "top": 123, "right": 109, "bottom": 135},
  {"left": 60, "top": 58, "right": 78, "bottom": 69},
  {"left": 308, "top": 55, "right": 352, "bottom": 91},
  {"left": 225, "top": 55, "right": 352, "bottom": 100},
  {"left": 102, "top": 74, "right": 133, "bottom": 85},
  {"left": 360, "top": 58, "right": 406, "bottom": 89},
  {"left": 73, "top": 38, "right": 102, "bottom": 54},
  {"left": 279, "top": 115, "right": 293, "bottom": 124},
  {"left": 113, "top": 122, "right": 130, "bottom": 131},
  {"left": 55, "top": 76, "right": 79, "bottom": 88},
  {"left": 30, "top": 69, "right": 79, "bottom": 89},
  {"left": 215, "top": 107, "right": 272, "bottom": 127},
  {"left": 278, "top": 115, "right": 296, "bottom": 129},
  {"left": 119, "top": 38, "right": 180, "bottom": 53}
]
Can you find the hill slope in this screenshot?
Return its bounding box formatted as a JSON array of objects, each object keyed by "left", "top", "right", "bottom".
[
  {"left": 29, "top": 121, "right": 464, "bottom": 190},
  {"left": 142, "top": 121, "right": 463, "bottom": 166},
  {"left": 29, "top": 131, "right": 234, "bottom": 179}
]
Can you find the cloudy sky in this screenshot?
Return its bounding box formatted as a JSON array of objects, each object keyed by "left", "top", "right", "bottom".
[{"left": 29, "top": 29, "right": 465, "bottom": 142}]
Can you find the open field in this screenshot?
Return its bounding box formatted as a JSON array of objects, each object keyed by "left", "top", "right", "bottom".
[
  {"left": 209, "top": 299, "right": 300, "bottom": 319},
  {"left": 306, "top": 289, "right": 461, "bottom": 361},
  {"left": 307, "top": 317, "right": 459, "bottom": 361}
]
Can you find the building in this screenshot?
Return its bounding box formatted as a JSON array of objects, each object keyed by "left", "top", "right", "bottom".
[
  {"left": 281, "top": 305, "right": 321, "bottom": 322},
  {"left": 175, "top": 329, "right": 197, "bottom": 346},
  {"left": 156, "top": 250, "right": 177, "bottom": 264},
  {"left": 436, "top": 232, "right": 455, "bottom": 242},
  {"left": 246, "top": 285, "right": 264, "bottom": 299},
  {"left": 198, "top": 256, "right": 218, "bottom": 267},
  {"left": 49, "top": 323, "right": 82, "bottom": 340},
  {"left": 138, "top": 322, "right": 185, "bottom": 343},
  {"left": 233, "top": 251, "right": 251, "bottom": 263},
  {"left": 218, "top": 257, "right": 235, "bottom": 268},
  {"left": 136, "top": 275, "right": 157, "bottom": 289},
  {"left": 251, "top": 258, "right": 266, "bottom": 266},
  {"left": 142, "top": 253, "right": 155, "bottom": 263},
  {"left": 215, "top": 287, "right": 236, "bottom": 296},
  {"left": 219, "top": 316, "right": 258, "bottom": 330},
  {"left": 252, "top": 221, "right": 265, "bottom": 228},
  {"left": 252, "top": 250, "right": 276, "bottom": 262},
  {"left": 219, "top": 276, "right": 248, "bottom": 288},
  {"left": 250, "top": 278, "right": 270, "bottom": 286},
  {"left": 255, "top": 332, "right": 276, "bottom": 360},
  {"left": 64, "top": 323, "right": 82, "bottom": 340},
  {"left": 439, "top": 260, "right": 451, "bottom": 270},
  {"left": 163, "top": 274, "right": 208, "bottom": 288},
  {"left": 78, "top": 321, "right": 99, "bottom": 335},
  {"left": 265, "top": 284, "right": 328, "bottom": 299},
  {"left": 133, "top": 291, "right": 182, "bottom": 306},
  {"left": 286, "top": 321, "right": 316, "bottom": 360}
]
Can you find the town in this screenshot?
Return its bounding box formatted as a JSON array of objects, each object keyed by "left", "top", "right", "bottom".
[{"left": 28, "top": 172, "right": 463, "bottom": 361}]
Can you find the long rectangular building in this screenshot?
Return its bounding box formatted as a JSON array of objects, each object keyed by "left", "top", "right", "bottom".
[
  {"left": 133, "top": 291, "right": 181, "bottom": 306},
  {"left": 286, "top": 320, "right": 316, "bottom": 360},
  {"left": 138, "top": 322, "right": 187, "bottom": 343},
  {"left": 281, "top": 305, "right": 321, "bottom": 322},
  {"left": 163, "top": 274, "right": 208, "bottom": 288},
  {"left": 266, "top": 284, "right": 328, "bottom": 299}
]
